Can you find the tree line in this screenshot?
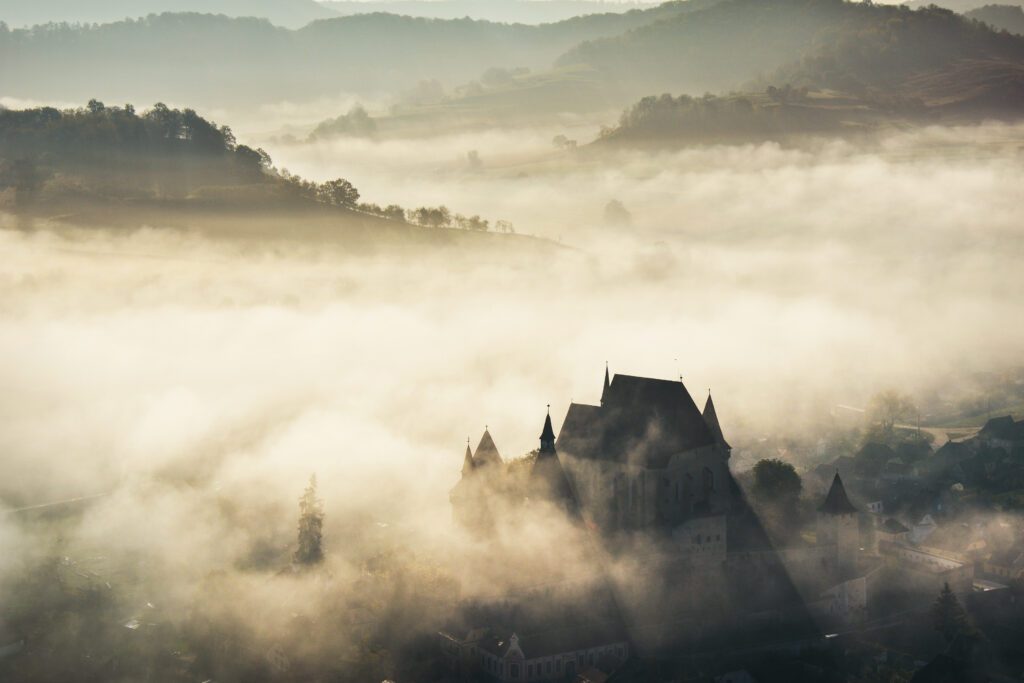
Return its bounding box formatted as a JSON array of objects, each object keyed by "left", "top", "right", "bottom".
[{"left": 0, "top": 100, "right": 516, "bottom": 233}]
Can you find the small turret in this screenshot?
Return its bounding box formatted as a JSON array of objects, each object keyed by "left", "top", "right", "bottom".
[
  {"left": 817, "top": 472, "right": 860, "bottom": 574},
  {"left": 461, "top": 439, "right": 474, "bottom": 477},
  {"left": 473, "top": 428, "right": 503, "bottom": 469},
  {"left": 819, "top": 472, "right": 858, "bottom": 515},
  {"left": 540, "top": 405, "right": 556, "bottom": 453},
  {"left": 703, "top": 391, "right": 731, "bottom": 450},
  {"left": 529, "top": 408, "right": 578, "bottom": 514}
]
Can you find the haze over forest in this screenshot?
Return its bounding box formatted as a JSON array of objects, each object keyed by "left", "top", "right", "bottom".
[{"left": 2, "top": 0, "right": 1024, "bottom": 681}]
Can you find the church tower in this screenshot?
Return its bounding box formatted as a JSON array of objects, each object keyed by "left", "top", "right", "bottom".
[
  {"left": 461, "top": 440, "right": 474, "bottom": 476},
  {"left": 702, "top": 391, "right": 731, "bottom": 454},
  {"left": 817, "top": 473, "right": 860, "bottom": 574},
  {"left": 450, "top": 431, "right": 503, "bottom": 534},
  {"left": 529, "top": 407, "right": 578, "bottom": 515}
]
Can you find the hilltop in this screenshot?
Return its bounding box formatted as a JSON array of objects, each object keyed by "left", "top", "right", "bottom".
[
  {"left": 0, "top": 101, "right": 543, "bottom": 251},
  {"left": 554, "top": 0, "right": 1024, "bottom": 146}
]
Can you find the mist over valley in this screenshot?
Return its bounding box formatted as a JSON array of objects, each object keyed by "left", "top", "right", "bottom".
[{"left": 3, "top": 0, "right": 1024, "bottom": 681}]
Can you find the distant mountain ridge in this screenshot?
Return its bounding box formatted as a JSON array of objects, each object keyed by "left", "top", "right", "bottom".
[
  {"left": 904, "top": 0, "right": 1022, "bottom": 13},
  {"left": 557, "top": 0, "right": 1024, "bottom": 98},
  {"left": 0, "top": 2, "right": 715, "bottom": 108},
  {"left": 0, "top": 0, "right": 337, "bottom": 29},
  {"left": 3, "top": 0, "right": 1023, "bottom": 121},
  {"left": 320, "top": 0, "right": 661, "bottom": 24}
]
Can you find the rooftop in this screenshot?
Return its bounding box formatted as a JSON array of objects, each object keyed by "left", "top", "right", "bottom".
[
  {"left": 819, "top": 473, "right": 858, "bottom": 515},
  {"left": 557, "top": 374, "right": 717, "bottom": 469}
]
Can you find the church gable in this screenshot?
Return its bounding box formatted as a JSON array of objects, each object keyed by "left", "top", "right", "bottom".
[{"left": 557, "top": 374, "right": 717, "bottom": 468}]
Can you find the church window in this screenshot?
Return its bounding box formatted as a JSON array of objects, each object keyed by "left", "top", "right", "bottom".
[
  {"left": 546, "top": 661, "right": 552, "bottom": 674},
  {"left": 674, "top": 482, "right": 679, "bottom": 501},
  {"left": 528, "top": 664, "right": 533, "bottom": 677},
  {"left": 511, "top": 663, "right": 519, "bottom": 678}
]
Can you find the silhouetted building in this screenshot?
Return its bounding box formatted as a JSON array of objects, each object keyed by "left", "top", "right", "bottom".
[
  {"left": 556, "top": 372, "right": 738, "bottom": 532},
  {"left": 817, "top": 472, "right": 860, "bottom": 575},
  {"left": 450, "top": 429, "right": 506, "bottom": 533}
]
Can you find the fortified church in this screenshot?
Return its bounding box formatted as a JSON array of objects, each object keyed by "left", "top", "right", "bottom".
[{"left": 442, "top": 369, "right": 875, "bottom": 682}]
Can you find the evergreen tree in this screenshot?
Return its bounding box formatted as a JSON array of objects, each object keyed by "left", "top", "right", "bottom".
[
  {"left": 294, "top": 474, "right": 324, "bottom": 566},
  {"left": 931, "top": 582, "right": 974, "bottom": 648}
]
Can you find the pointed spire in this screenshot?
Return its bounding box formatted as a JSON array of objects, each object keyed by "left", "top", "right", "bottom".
[
  {"left": 540, "top": 405, "right": 556, "bottom": 453},
  {"left": 530, "top": 407, "right": 578, "bottom": 514},
  {"left": 601, "top": 362, "right": 611, "bottom": 406},
  {"left": 702, "top": 391, "right": 731, "bottom": 449},
  {"left": 461, "top": 440, "right": 474, "bottom": 476},
  {"left": 474, "top": 428, "right": 503, "bottom": 468},
  {"left": 820, "top": 472, "right": 858, "bottom": 515}
]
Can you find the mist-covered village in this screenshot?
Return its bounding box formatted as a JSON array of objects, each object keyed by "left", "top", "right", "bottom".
[
  {"left": 4, "top": 0, "right": 1024, "bottom": 680},
  {"left": 3, "top": 356, "right": 1024, "bottom": 682}
]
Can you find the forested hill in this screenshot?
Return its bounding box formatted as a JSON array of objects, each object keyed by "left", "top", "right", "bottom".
[
  {"left": 0, "top": 0, "right": 336, "bottom": 29},
  {"left": 0, "top": 2, "right": 714, "bottom": 108},
  {"left": 0, "top": 102, "right": 523, "bottom": 244},
  {"left": 557, "top": 0, "right": 1024, "bottom": 100},
  {"left": 0, "top": 102, "right": 287, "bottom": 208}
]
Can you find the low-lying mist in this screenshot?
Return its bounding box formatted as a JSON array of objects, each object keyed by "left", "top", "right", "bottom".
[{"left": 2, "top": 119, "right": 1023, "bottom": 678}]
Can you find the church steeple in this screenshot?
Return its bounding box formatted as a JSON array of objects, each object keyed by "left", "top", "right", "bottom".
[
  {"left": 703, "top": 391, "right": 731, "bottom": 450},
  {"left": 461, "top": 439, "right": 474, "bottom": 476},
  {"left": 820, "top": 472, "right": 858, "bottom": 515},
  {"left": 529, "top": 407, "right": 578, "bottom": 514},
  {"left": 601, "top": 363, "right": 611, "bottom": 406},
  {"left": 473, "top": 428, "right": 503, "bottom": 468},
  {"left": 540, "top": 405, "right": 556, "bottom": 453}
]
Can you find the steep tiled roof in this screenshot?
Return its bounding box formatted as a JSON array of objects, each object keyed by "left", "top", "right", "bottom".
[
  {"left": 556, "top": 374, "right": 716, "bottom": 469},
  {"left": 474, "top": 429, "right": 503, "bottom": 468},
  {"left": 980, "top": 415, "right": 1018, "bottom": 440},
  {"left": 702, "top": 392, "right": 731, "bottom": 450},
  {"left": 819, "top": 473, "right": 858, "bottom": 515}
]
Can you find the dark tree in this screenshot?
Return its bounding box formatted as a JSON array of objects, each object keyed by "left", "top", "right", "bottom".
[
  {"left": 319, "top": 178, "right": 360, "bottom": 208},
  {"left": 412, "top": 206, "right": 452, "bottom": 228},
  {"left": 752, "top": 458, "right": 802, "bottom": 504},
  {"left": 931, "top": 582, "right": 979, "bottom": 660},
  {"left": 294, "top": 475, "right": 324, "bottom": 566},
  {"left": 381, "top": 204, "right": 406, "bottom": 222}
]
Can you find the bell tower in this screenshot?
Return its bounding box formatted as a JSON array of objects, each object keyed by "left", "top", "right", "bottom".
[{"left": 817, "top": 472, "right": 860, "bottom": 574}]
